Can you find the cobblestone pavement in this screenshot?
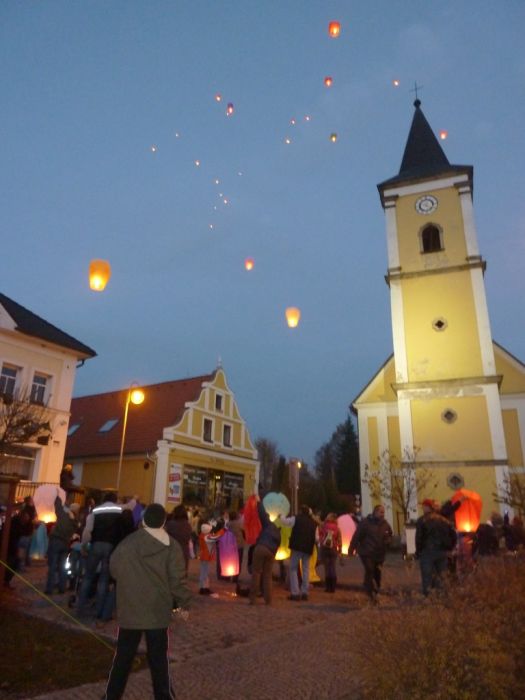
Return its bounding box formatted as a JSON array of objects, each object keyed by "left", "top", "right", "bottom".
[{"left": 5, "top": 554, "right": 422, "bottom": 699}]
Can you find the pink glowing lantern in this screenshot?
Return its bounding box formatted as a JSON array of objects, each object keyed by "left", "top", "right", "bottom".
[
  {"left": 219, "top": 530, "right": 239, "bottom": 577},
  {"left": 337, "top": 514, "right": 357, "bottom": 555}
]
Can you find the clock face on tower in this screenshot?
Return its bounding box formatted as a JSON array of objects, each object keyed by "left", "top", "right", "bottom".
[{"left": 415, "top": 195, "right": 438, "bottom": 215}]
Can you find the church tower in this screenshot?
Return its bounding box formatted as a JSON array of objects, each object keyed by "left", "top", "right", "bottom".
[{"left": 353, "top": 100, "right": 525, "bottom": 530}]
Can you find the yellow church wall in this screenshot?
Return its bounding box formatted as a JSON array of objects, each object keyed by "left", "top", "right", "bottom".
[
  {"left": 402, "top": 272, "right": 484, "bottom": 381},
  {"left": 387, "top": 416, "right": 401, "bottom": 458},
  {"left": 502, "top": 409, "right": 524, "bottom": 467},
  {"left": 367, "top": 417, "right": 380, "bottom": 468},
  {"left": 495, "top": 347, "right": 525, "bottom": 394},
  {"left": 395, "top": 187, "right": 468, "bottom": 272},
  {"left": 411, "top": 395, "right": 493, "bottom": 461},
  {"left": 354, "top": 358, "right": 397, "bottom": 406}
]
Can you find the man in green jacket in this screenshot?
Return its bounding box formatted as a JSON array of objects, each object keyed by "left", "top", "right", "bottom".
[{"left": 103, "top": 503, "right": 191, "bottom": 700}]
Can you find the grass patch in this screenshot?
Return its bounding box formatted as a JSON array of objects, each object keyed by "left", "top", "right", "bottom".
[
  {"left": 0, "top": 605, "right": 147, "bottom": 698},
  {"left": 355, "top": 557, "right": 525, "bottom": 699}
]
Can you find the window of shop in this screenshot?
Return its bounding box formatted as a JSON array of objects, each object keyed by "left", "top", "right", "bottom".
[{"left": 182, "top": 466, "right": 208, "bottom": 505}]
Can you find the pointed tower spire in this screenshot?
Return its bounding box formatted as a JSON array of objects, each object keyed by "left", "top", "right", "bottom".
[{"left": 377, "top": 100, "right": 472, "bottom": 203}]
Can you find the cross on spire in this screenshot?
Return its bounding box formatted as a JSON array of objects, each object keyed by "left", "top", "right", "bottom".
[{"left": 410, "top": 81, "right": 423, "bottom": 106}]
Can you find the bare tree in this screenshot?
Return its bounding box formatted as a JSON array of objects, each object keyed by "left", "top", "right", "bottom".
[
  {"left": 0, "top": 391, "right": 53, "bottom": 469},
  {"left": 494, "top": 470, "right": 525, "bottom": 517},
  {"left": 255, "top": 437, "right": 279, "bottom": 491},
  {"left": 362, "top": 447, "right": 437, "bottom": 524}
]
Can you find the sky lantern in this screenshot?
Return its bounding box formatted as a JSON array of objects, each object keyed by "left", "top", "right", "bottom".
[
  {"left": 337, "top": 514, "right": 357, "bottom": 555},
  {"left": 328, "top": 21, "right": 341, "bottom": 37},
  {"left": 150, "top": 145, "right": 157, "bottom": 153},
  {"left": 244, "top": 257, "right": 254, "bottom": 271},
  {"left": 285, "top": 307, "right": 301, "bottom": 328},
  {"left": 330, "top": 132, "right": 338, "bottom": 142},
  {"left": 451, "top": 489, "right": 482, "bottom": 533},
  {"left": 290, "top": 118, "right": 296, "bottom": 125},
  {"left": 33, "top": 484, "right": 66, "bottom": 524},
  {"left": 275, "top": 524, "right": 292, "bottom": 561},
  {"left": 392, "top": 79, "right": 400, "bottom": 87},
  {"left": 324, "top": 76, "right": 333, "bottom": 87},
  {"left": 195, "top": 159, "right": 200, "bottom": 167},
  {"left": 226, "top": 102, "right": 234, "bottom": 116},
  {"left": 284, "top": 137, "right": 292, "bottom": 144},
  {"left": 89, "top": 259, "right": 111, "bottom": 291},
  {"left": 440, "top": 130, "right": 448, "bottom": 140},
  {"left": 304, "top": 115, "right": 311, "bottom": 121},
  {"left": 215, "top": 93, "right": 222, "bottom": 102},
  {"left": 262, "top": 492, "right": 290, "bottom": 521},
  {"left": 218, "top": 530, "right": 240, "bottom": 577}
]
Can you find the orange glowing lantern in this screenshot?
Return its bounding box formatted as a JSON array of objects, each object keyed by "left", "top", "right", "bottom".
[
  {"left": 330, "top": 133, "right": 338, "bottom": 142},
  {"left": 215, "top": 93, "right": 222, "bottom": 102},
  {"left": 337, "top": 514, "right": 357, "bottom": 555},
  {"left": 440, "top": 130, "right": 448, "bottom": 140},
  {"left": 393, "top": 79, "right": 400, "bottom": 87},
  {"left": 34, "top": 484, "right": 66, "bottom": 524},
  {"left": 244, "top": 258, "right": 254, "bottom": 271},
  {"left": 89, "top": 259, "right": 111, "bottom": 291},
  {"left": 285, "top": 307, "right": 301, "bottom": 328},
  {"left": 451, "top": 488, "right": 482, "bottom": 533},
  {"left": 324, "top": 76, "right": 333, "bottom": 87},
  {"left": 328, "top": 21, "right": 341, "bottom": 37},
  {"left": 226, "top": 103, "right": 234, "bottom": 116}
]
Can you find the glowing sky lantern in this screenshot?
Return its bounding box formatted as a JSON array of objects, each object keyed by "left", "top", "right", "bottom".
[
  {"left": 328, "top": 21, "right": 341, "bottom": 37},
  {"left": 150, "top": 145, "right": 157, "bottom": 153},
  {"left": 304, "top": 115, "right": 311, "bottom": 122},
  {"left": 285, "top": 137, "right": 292, "bottom": 144},
  {"left": 440, "top": 130, "right": 448, "bottom": 140},
  {"left": 215, "top": 93, "right": 222, "bottom": 102},
  {"left": 263, "top": 492, "right": 290, "bottom": 521},
  {"left": 195, "top": 159, "right": 200, "bottom": 167},
  {"left": 324, "top": 76, "right": 333, "bottom": 87},
  {"left": 33, "top": 484, "right": 66, "bottom": 524},
  {"left": 226, "top": 102, "right": 234, "bottom": 116},
  {"left": 392, "top": 79, "right": 400, "bottom": 87},
  {"left": 218, "top": 530, "right": 239, "bottom": 577},
  {"left": 244, "top": 257, "right": 254, "bottom": 271},
  {"left": 452, "top": 489, "right": 482, "bottom": 533},
  {"left": 285, "top": 307, "right": 301, "bottom": 328},
  {"left": 290, "top": 118, "right": 297, "bottom": 125},
  {"left": 330, "top": 133, "right": 338, "bottom": 142},
  {"left": 337, "top": 514, "right": 357, "bottom": 555},
  {"left": 275, "top": 524, "right": 292, "bottom": 561},
  {"left": 89, "top": 259, "right": 111, "bottom": 291}
]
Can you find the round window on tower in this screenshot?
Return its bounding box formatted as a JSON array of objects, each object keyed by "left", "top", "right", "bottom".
[
  {"left": 432, "top": 317, "right": 448, "bottom": 332},
  {"left": 442, "top": 409, "right": 458, "bottom": 424}
]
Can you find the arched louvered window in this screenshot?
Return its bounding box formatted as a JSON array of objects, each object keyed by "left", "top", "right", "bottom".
[{"left": 421, "top": 224, "right": 443, "bottom": 253}]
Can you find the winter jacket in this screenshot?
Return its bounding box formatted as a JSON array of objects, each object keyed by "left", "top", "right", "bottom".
[
  {"left": 319, "top": 521, "right": 342, "bottom": 553},
  {"left": 166, "top": 518, "right": 192, "bottom": 564},
  {"left": 415, "top": 512, "right": 457, "bottom": 556},
  {"left": 227, "top": 518, "right": 246, "bottom": 548},
  {"left": 110, "top": 528, "right": 191, "bottom": 629},
  {"left": 289, "top": 512, "right": 317, "bottom": 555},
  {"left": 350, "top": 514, "right": 393, "bottom": 562},
  {"left": 254, "top": 502, "right": 281, "bottom": 555},
  {"left": 49, "top": 497, "right": 78, "bottom": 544}
]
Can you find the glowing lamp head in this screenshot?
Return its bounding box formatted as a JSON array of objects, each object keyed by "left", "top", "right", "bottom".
[
  {"left": 324, "top": 76, "right": 333, "bottom": 87},
  {"left": 226, "top": 103, "right": 234, "bottom": 116},
  {"left": 285, "top": 307, "right": 301, "bottom": 328},
  {"left": 244, "top": 258, "right": 254, "bottom": 271},
  {"left": 440, "top": 130, "right": 448, "bottom": 140},
  {"left": 328, "top": 21, "right": 341, "bottom": 37},
  {"left": 330, "top": 133, "right": 338, "bottom": 142},
  {"left": 130, "top": 389, "right": 145, "bottom": 405},
  {"left": 89, "top": 259, "right": 111, "bottom": 291}
]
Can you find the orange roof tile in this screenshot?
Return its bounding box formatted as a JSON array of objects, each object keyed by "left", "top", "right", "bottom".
[{"left": 65, "top": 373, "right": 214, "bottom": 459}]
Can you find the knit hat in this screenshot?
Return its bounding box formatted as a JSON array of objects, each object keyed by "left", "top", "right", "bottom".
[
  {"left": 421, "top": 499, "right": 434, "bottom": 509},
  {"left": 143, "top": 503, "right": 166, "bottom": 528}
]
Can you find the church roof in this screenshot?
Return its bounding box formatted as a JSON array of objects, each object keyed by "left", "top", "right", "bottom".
[
  {"left": 0, "top": 292, "right": 96, "bottom": 359},
  {"left": 377, "top": 100, "right": 472, "bottom": 198}
]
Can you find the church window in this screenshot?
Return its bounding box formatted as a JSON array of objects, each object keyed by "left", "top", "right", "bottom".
[
  {"left": 441, "top": 409, "right": 457, "bottom": 424},
  {"left": 420, "top": 224, "right": 443, "bottom": 253},
  {"left": 432, "top": 317, "right": 448, "bottom": 332}
]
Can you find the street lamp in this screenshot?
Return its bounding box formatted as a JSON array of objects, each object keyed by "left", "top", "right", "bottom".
[
  {"left": 116, "top": 383, "right": 145, "bottom": 493},
  {"left": 289, "top": 458, "right": 302, "bottom": 514}
]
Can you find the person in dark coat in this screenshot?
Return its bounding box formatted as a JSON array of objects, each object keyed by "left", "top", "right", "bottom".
[
  {"left": 350, "top": 504, "right": 393, "bottom": 601},
  {"left": 280, "top": 505, "right": 318, "bottom": 601},
  {"left": 416, "top": 499, "right": 457, "bottom": 596},
  {"left": 44, "top": 493, "right": 80, "bottom": 595},
  {"left": 248, "top": 497, "right": 281, "bottom": 606},
  {"left": 474, "top": 520, "right": 499, "bottom": 557},
  {"left": 165, "top": 504, "right": 192, "bottom": 573},
  {"left": 103, "top": 503, "right": 191, "bottom": 700}
]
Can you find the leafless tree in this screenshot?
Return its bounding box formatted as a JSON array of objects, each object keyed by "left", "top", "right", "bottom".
[
  {"left": 494, "top": 470, "right": 525, "bottom": 517},
  {"left": 255, "top": 437, "right": 279, "bottom": 491},
  {"left": 0, "top": 391, "right": 53, "bottom": 469}
]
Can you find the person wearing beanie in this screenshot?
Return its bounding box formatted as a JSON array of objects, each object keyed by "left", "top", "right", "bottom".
[
  {"left": 44, "top": 490, "right": 80, "bottom": 595},
  {"left": 103, "top": 503, "right": 191, "bottom": 700}
]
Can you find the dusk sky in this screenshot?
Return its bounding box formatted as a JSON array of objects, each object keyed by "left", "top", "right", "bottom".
[{"left": 2, "top": 2, "right": 524, "bottom": 465}]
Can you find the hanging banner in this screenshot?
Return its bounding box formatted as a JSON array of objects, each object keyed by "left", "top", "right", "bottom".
[{"left": 167, "top": 463, "right": 182, "bottom": 503}]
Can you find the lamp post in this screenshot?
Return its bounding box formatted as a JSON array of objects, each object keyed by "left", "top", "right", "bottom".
[
  {"left": 289, "top": 458, "right": 302, "bottom": 515},
  {"left": 116, "top": 383, "right": 145, "bottom": 493}
]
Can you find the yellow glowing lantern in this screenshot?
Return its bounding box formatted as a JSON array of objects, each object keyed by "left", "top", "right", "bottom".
[
  {"left": 285, "top": 307, "right": 301, "bottom": 328},
  {"left": 89, "top": 259, "right": 111, "bottom": 291},
  {"left": 324, "top": 76, "right": 333, "bottom": 87},
  {"left": 275, "top": 525, "right": 292, "bottom": 561},
  {"left": 226, "top": 103, "right": 234, "bottom": 116},
  {"left": 330, "top": 133, "right": 338, "bottom": 142},
  {"left": 244, "top": 258, "right": 254, "bottom": 271},
  {"left": 393, "top": 79, "right": 400, "bottom": 87},
  {"left": 440, "top": 130, "right": 448, "bottom": 140},
  {"left": 328, "top": 21, "right": 341, "bottom": 37}
]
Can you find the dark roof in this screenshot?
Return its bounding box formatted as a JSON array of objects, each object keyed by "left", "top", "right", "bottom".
[
  {"left": 378, "top": 100, "right": 472, "bottom": 197},
  {"left": 65, "top": 373, "right": 215, "bottom": 458},
  {"left": 0, "top": 293, "right": 96, "bottom": 359}
]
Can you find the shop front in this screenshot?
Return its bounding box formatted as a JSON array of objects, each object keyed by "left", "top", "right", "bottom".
[{"left": 176, "top": 464, "right": 246, "bottom": 512}]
